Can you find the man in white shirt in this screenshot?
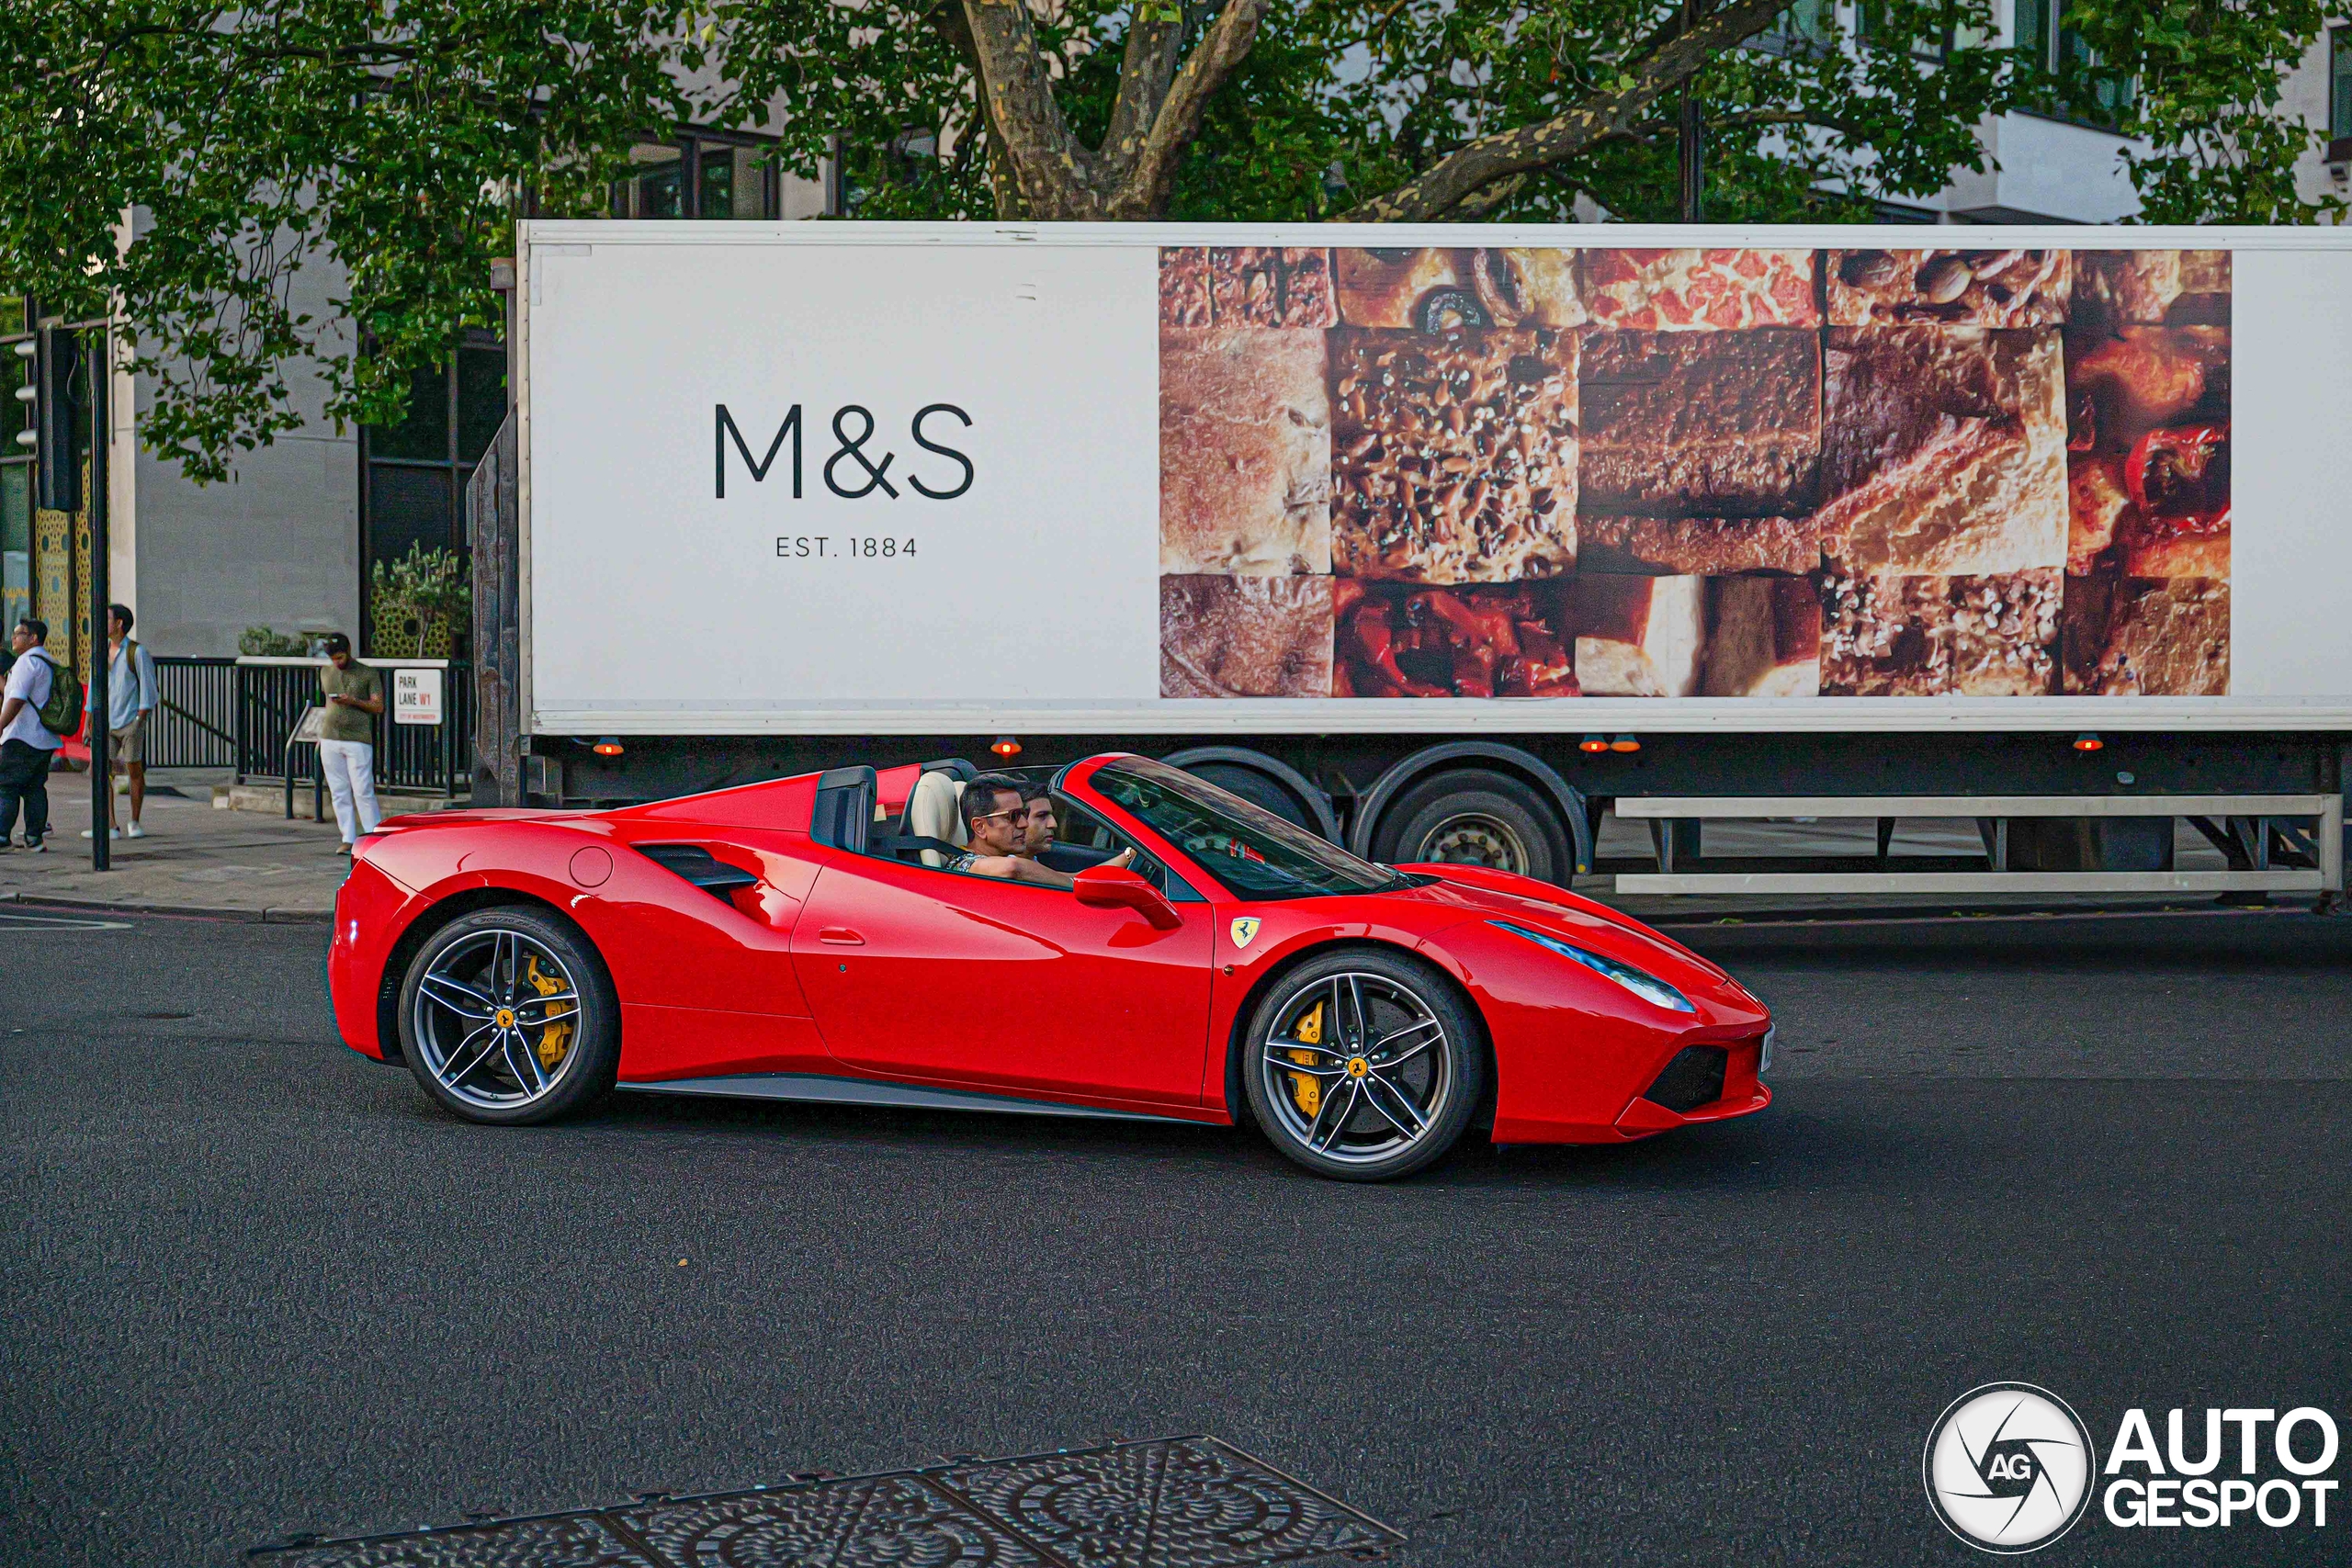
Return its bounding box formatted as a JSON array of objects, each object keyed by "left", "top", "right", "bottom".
[{"left": 0, "top": 616, "right": 66, "bottom": 852}]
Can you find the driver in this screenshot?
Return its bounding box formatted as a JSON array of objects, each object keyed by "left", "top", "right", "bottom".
[{"left": 951, "top": 773, "right": 1130, "bottom": 887}]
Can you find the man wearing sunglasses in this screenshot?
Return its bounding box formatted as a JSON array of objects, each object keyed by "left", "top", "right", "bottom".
[{"left": 950, "top": 773, "right": 1130, "bottom": 886}]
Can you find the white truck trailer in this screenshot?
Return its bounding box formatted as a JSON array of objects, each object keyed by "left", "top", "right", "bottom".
[{"left": 469, "top": 221, "right": 2352, "bottom": 900}]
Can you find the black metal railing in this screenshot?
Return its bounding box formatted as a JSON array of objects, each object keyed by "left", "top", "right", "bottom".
[
  {"left": 152, "top": 655, "right": 471, "bottom": 795},
  {"left": 148, "top": 657, "right": 239, "bottom": 768}
]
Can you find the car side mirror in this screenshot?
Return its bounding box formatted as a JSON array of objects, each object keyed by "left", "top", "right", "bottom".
[{"left": 1072, "top": 864, "right": 1182, "bottom": 931}]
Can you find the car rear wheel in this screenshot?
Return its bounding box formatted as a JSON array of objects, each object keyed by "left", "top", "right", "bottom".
[
  {"left": 1242, "top": 949, "right": 1484, "bottom": 1182},
  {"left": 398, "top": 908, "right": 619, "bottom": 1125}
]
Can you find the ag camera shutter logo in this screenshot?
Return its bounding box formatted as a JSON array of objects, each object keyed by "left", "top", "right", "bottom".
[{"left": 1924, "top": 1382, "right": 2098, "bottom": 1553}]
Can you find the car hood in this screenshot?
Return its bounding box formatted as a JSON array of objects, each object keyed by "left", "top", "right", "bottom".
[{"left": 1385, "top": 864, "right": 1750, "bottom": 1006}]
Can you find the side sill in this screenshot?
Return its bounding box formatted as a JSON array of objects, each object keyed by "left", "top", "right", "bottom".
[{"left": 616, "top": 1072, "right": 1196, "bottom": 1124}]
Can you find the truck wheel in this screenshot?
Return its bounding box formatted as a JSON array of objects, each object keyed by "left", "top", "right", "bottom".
[
  {"left": 1189, "top": 761, "right": 1316, "bottom": 831},
  {"left": 1372, "top": 768, "right": 1569, "bottom": 884}
]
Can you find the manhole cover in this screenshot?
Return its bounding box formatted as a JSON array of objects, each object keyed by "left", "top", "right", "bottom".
[{"left": 250, "top": 1436, "right": 1404, "bottom": 1568}]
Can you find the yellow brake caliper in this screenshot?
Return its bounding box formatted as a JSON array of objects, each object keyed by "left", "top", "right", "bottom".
[
  {"left": 1286, "top": 1002, "right": 1325, "bottom": 1118},
  {"left": 526, "top": 955, "right": 575, "bottom": 1069}
]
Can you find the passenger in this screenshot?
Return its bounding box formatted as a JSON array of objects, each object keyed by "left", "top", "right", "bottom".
[
  {"left": 951, "top": 773, "right": 1130, "bottom": 887},
  {"left": 1018, "top": 784, "right": 1057, "bottom": 861}
]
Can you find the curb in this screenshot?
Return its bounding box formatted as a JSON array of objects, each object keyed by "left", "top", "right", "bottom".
[{"left": 0, "top": 891, "right": 332, "bottom": 924}]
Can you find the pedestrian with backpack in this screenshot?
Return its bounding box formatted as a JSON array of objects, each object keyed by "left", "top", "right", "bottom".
[
  {"left": 81, "top": 604, "right": 158, "bottom": 841},
  {"left": 0, "top": 616, "right": 78, "bottom": 852}
]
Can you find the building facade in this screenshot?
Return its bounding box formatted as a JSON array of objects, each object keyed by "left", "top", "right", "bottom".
[
  {"left": 4, "top": 128, "right": 830, "bottom": 674},
  {"left": 5, "top": 5, "right": 2342, "bottom": 675}
]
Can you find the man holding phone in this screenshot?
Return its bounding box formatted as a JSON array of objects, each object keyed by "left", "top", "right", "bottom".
[{"left": 317, "top": 632, "right": 384, "bottom": 854}]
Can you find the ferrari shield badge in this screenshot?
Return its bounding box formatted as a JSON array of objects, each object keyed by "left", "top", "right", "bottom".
[{"left": 1229, "top": 917, "right": 1261, "bottom": 950}]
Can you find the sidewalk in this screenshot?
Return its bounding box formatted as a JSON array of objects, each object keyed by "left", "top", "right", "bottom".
[{"left": 0, "top": 770, "right": 352, "bottom": 921}]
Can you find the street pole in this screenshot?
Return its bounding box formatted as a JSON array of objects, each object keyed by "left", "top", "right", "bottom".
[
  {"left": 1678, "top": 0, "right": 1704, "bottom": 223},
  {"left": 87, "top": 327, "right": 109, "bottom": 871}
]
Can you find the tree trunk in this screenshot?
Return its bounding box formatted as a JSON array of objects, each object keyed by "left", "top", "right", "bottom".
[{"left": 949, "top": 0, "right": 1794, "bottom": 224}]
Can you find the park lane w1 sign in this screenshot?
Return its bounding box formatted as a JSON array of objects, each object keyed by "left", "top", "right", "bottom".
[{"left": 392, "top": 667, "right": 444, "bottom": 727}]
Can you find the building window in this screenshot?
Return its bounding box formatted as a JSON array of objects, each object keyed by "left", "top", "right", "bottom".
[
  {"left": 1854, "top": 1, "right": 1957, "bottom": 60},
  {"left": 1751, "top": 0, "right": 1838, "bottom": 56},
  {"left": 838, "top": 125, "right": 952, "bottom": 215},
  {"left": 359, "top": 333, "right": 504, "bottom": 652},
  {"left": 611, "top": 134, "right": 782, "bottom": 220},
  {"left": 2331, "top": 26, "right": 2352, "bottom": 145},
  {"left": 2017, "top": 0, "right": 2133, "bottom": 124}
]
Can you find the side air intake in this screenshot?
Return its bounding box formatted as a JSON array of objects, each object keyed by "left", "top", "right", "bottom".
[{"left": 635, "top": 843, "right": 759, "bottom": 901}]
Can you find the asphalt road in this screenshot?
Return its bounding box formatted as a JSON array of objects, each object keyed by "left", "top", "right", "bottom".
[{"left": 3, "top": 902, "right": 2348, "bottom": 1566}]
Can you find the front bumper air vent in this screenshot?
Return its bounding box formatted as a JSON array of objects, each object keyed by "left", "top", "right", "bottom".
[{"left": 1642, "top": 1045, "right": 1728, "bottom": 1113}]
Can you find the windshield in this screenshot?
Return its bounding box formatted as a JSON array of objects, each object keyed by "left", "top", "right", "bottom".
[{"left": 1091, "top": 758, "right": 1410, "bottom": 900}]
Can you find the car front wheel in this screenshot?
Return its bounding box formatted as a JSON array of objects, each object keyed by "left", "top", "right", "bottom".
[
  {"left": 1242, "top": 949, "right": 1484, "bottom": 1181},
  {"left": 398, "top": 908, "right": 619, "bottom": 1125}
]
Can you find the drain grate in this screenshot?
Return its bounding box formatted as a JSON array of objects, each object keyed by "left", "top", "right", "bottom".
[{"left": 250, "top": 1436, "right": 1405, "bottom": 1568}]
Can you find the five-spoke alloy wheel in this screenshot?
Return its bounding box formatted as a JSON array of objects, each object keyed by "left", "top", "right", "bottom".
[
  {"left": 1242, "top": 948, "right": 1484, "bottom": 1181},
  {"left": 398, "top": 908, "right": 619, "bottom": 1124}
]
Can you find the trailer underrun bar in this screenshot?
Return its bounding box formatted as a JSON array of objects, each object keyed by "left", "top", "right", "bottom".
[{"left": 1612, "top": 794, "right": 2345, "bottom": 897}]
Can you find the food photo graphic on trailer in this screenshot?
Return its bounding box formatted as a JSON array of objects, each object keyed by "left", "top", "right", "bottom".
[
  {"left": 1157, "top": 244, "right": 2230, "bottom": 704},
  {"left": 516, "top": 224, "right": 2349, "bottom": 735}
]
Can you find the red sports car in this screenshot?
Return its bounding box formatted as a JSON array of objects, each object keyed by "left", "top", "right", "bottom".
[{"left": 328, "top": 754, "right": 1770, "bottom": 1181}]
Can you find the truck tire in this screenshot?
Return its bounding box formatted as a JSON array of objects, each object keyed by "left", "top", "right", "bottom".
[
  {"left": 1188, "top": 761, "right": 1317, "bottom": 831},
  {"left": 1370, "top": 768, "right": 1570, "bottom": 884}
]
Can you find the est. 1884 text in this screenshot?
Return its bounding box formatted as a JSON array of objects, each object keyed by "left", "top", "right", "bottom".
[{"left": 775, "top": 536, "right": 918, "bottom": 559}]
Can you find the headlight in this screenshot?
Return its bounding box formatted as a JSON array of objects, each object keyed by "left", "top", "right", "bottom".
[{"left": 1490, "top": 920, "right": 1695, "bottom": 1013}]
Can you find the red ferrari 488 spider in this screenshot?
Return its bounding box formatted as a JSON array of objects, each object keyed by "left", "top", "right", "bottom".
[{"left": 329, "top": 754, "right": 1770, "bottom": 1180}]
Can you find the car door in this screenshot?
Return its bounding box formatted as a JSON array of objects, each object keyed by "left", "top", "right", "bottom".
[{"left": 791, "top": 846, "right": 1214, "bottom": 1109}]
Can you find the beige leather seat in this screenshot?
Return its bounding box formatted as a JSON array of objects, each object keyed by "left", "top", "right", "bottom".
[{"left": 904, "top": 771, "right": 967, "bottom": 866}]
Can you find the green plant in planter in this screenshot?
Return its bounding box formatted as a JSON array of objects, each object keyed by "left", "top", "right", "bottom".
[
  {"left": 368, "top": 544, "right": 470, "bottom": 658},
  {"left": 239, "top": 626, "right": 311, "bottom": 657}
]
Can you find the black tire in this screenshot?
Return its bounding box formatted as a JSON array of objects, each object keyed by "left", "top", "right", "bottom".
[
  {"left": 1241, "top": 947, "right": 1485, "bottom": 1182},
  {"left": 1371, "top": 768, "right": 1570, "bottom": 885},
  {"left": 397, "top": 907, "right": 620, "bottom": 1126},
  {"left": 1188, "top": 762, "right": 1317, "bottom": 833}
]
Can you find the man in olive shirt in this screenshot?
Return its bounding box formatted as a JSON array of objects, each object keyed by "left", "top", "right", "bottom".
[{"left": 317, "top": 632, "right": 384, "bottom": 853}]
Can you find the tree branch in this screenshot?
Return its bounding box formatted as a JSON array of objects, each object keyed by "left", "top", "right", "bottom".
[
  {"left": 1340, "top": 0, "right": 1796, "bottom": 221},
  {"left": 57, "top": 26, "right": 421, "bottom": 85},
  {"left": 958, "top": 0, "right": 1102, "bottom": 216},
  {"left": 1710, "top": 107, "right": 1872, "bottom": 137},
  {"left": 1441, "top": 173, "right": 1530, "bottom": 220},
  {"left": 1102, "top": 6, "right": 1193, "bottom": 177},
  {"left": 1109, "top": 0, "right": 1273, "bottom": 219},
  {"left": 926, "top": 1, "right": 1027, "bottom": 218}
]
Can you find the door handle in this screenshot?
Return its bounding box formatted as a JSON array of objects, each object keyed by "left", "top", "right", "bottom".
[{"left": 818, "top": 927, "right": 865, "bottom": 945}]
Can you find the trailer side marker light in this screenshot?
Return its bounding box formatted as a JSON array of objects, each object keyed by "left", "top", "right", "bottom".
[
  {"left": 1580, "top": 735, "right": 1610, "bottom": 753},
  {"left": 991, "top": 736, "right": 1022, "bottom": 757},
  {"left": 2074, "top": 732, "right": 2103, "bottom": 751},
  {"left": 592, "top": 737, "right": 625, "bottom": 757},
  {"left": 1610, "top": 735, "right": 1641, "bottom": 753}
]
